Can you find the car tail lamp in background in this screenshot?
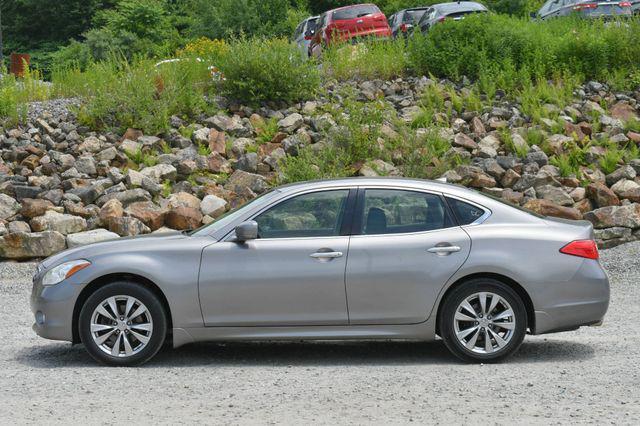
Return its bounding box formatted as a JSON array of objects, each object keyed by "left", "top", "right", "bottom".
[
  {"left": 619, "top": 2, "right": 631, "bottom": 7},
  {"left": 560, "top": 240, "right": 599, "bottom": 260},
  {"left": 400, "top": 23, "right": 408, "bottom": 32},
  {"left": 438, "top": 16, "right": 448, "bottom": 22}
]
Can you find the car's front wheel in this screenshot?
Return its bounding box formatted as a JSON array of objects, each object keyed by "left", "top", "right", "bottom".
[
  {"left": 439, "top": 278, "right": 527, "bottom": 363},
  {"left": 79, "top": 282, "right": 167, "bottom": 366}
]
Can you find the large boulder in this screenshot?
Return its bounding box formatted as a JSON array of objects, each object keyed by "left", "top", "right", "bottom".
[
  {"left": 0, "top": 194, "right": 21, "bottom": 221},
  {"left": 30, "top": 211, "right": 87, "bottom": 235},
  {"left": 200, "top": 195, "right": 228, "bottom": 218},
  {"left": 108, "top": 217, "right": 151, "bottom": 237},
  {"left": 535, "top": 185, "right": 574, "bottom": 207},
  {"left": 125, "top": 201, "right": 166, "bottom": 230},
  {"left": 586, "top": 182, "right": 620, "bottom": 208},
  {"left": 164, "top": 207, "right": 202, "bottom": 230},
  {"left": 20, "top": 198, "right": 54, "bottom": 219},
  {"left": 584, "top": 203, "right": 640, "bottom": 229},
  {"left": 224, "top": 170, "right": 268, "bottom": 194},
  {"left": 0, "top": 231, "right": 66, "bottom": 259},
  {"left": 67, "top": 229, "right": 120, "bottom": 248},
  {"left": 523, "top": 199, "right": 582, "bottom": 220},
  {"left": 140, "top": 164, "right": 178, "bottom": 182},
  {"left": 277, "top": 113, "right": 304, "bottom": 133}
]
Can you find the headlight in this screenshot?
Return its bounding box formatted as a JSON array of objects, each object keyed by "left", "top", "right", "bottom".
[{"left": 42, "top": 260, "right": 91, "bottom": 286}]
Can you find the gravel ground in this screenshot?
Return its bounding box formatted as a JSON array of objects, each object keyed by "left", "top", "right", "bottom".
[{"left": 1, "top": 244, "right": 639, "bottom": 425}]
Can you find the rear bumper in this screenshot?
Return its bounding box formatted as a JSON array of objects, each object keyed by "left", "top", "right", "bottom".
[{"left": 532, "top": 259, "right": 610, "bottom": 335}]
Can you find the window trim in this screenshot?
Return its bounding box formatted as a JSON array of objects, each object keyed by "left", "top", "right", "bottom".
[
  {"left": 223, "top": 187, "right": 358, "bottom": 242},
  {"left": 352, "top": 187, "right": 458, "bottom": 237},
  {"left": 444, "top": 194, "right": 492, "bottom": 226}
]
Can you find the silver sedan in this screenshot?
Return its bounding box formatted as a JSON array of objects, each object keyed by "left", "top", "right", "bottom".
[{"left": 31, "top": 178, "right": 610, "bottom": 366}]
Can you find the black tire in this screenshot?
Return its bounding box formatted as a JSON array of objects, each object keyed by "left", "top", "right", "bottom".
[
  {"left": 79, "top": 281, "right": 167, "bottom": 366},
  {"left": 439, "top": 278, "right": 527, "bottom": 363}
]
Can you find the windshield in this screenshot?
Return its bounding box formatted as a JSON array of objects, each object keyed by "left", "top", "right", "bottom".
[
  {"left": 333, "top": 5, "right": 380, "bottom": 20},
  {"left": 190, "top": 189, "right": 281, "bottom": 236}
]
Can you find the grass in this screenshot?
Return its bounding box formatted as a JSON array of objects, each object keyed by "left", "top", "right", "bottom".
[
  {"left": 52, "top": 54, "right": 215, "bottom": 134},
  {"left": 322, "top": 37, "right": 408, "bottom": 81},
  {"left": 599, "top": 145, "right": 625, "bottom": 175},
  {"left": 0, "top": 66, "right": 51, "bottom": 125}
]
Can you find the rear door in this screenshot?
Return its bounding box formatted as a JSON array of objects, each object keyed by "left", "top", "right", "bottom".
[{"left": 345, "top": 188, "right": 471, "bottom": 325}]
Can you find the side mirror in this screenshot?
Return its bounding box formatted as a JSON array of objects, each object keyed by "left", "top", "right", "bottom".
[{"left": 235, "top": 221, "right": 258, "bottom": 242}]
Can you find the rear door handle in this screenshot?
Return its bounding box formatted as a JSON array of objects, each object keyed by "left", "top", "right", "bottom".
[
  {"left": 427, "top": 246, "right": 461, "bottom": 255},
  {"left": 310, "top": 251, "right": 343, "bottom": 259}
]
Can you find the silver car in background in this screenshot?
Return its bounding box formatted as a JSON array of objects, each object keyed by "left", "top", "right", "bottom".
[
  {"left": 31, "top": 178, "right": 609, "bottom": 366},
  {"left": 293, "top": 16, "right": 319, "bottom": 57}
]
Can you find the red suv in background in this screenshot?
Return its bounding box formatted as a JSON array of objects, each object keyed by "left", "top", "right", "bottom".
[{"left": 309, "top": 3, "right": 392, "bottom": 57}]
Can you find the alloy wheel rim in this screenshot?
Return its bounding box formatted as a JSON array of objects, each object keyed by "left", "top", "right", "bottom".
[
  {"left": 90, "top": 295, "right": 153, "bottom": 358},
  {"left": 453, "top": 292, "right": 515, "bottom": 355}
]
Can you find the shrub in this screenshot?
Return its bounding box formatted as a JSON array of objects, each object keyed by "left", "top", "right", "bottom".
[{"left": 217, "top": 38, "right": 320, "bottom": 105}]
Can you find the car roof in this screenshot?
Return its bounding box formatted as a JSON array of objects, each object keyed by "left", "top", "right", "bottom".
[
  {"left": 435, "top": 1, "right": 487, "bottom": 12},
  {"left": 275, "top": 177, "right": 481, "bottom": 199}
]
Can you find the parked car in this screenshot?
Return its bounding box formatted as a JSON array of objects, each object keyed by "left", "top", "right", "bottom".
[
  {"left": 309, "top": 3, "right": 391, "bottom": 58},
  {"left": 417, "top": 2, "right": 489, "bottom": 33},
  {"left": 388, "top": 7, "right": 430, "bottom": 38},
  {"left": 293, "top": 16, "right": 319, "bottom": 57},
  {"left": 632, "top": 0, "right": 640, "bottom": 14},
  {"left": 533, "top": 0, "right": 633, "bottom": 19},
  {"left": 31, "top": 178, "right": 609, "bottom": 366}
]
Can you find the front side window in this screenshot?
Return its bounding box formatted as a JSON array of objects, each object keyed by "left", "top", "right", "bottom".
[
  {"left": 446, "top": 198, "right": 486, "bottom": 225},
  {"left": 361, "top": 189, "right": 453, "bottom": 235},
  {"left": 255, "top": 190, "right": 349, "bottom": 239}
]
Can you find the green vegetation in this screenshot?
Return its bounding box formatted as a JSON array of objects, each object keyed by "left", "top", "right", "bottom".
[
  {"left": 215, "top": 38, "right": 321, "bottom": 106},
  {"left": 52, "top": 55, "right": 215, "bottom": 133}
]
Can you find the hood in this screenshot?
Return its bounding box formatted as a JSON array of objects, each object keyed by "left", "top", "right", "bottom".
[{"left": 39, "top": 231, "right": 187, "bottom": 270}]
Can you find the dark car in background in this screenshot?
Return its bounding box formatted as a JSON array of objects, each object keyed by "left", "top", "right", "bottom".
[
  {"left": 417, "top": 2, "right": 488, "bottom": 33},
  {"left": 293, "top": 16, "right": 319, "bottom": 57},
  {"left": 309, "top": 3, "right": 391, "bottom": 57},
  {"left": 533, "top": 0, "right": 632, "bottom": 19},
  {"left": 388, "top": 7, "right": 430, "bottom": 38}
]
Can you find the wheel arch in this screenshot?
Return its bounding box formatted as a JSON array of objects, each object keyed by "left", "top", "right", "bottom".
[
  {"left": 72, "top": 273, "right": 174, "bottom": 344},
  {"left": 435, "top": 272, "right": 535, "bottom": 336}
]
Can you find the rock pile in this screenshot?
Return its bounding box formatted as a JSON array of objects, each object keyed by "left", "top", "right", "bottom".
[{"left": 1, "top": 77, "right": 640, "bottom": 259}]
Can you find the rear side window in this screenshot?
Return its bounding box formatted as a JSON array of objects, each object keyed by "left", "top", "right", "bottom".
[
  {"left": 447, "top": 198, "right": 486, "bottom": 225},
  {"left": 333, "top": 5, "right": 380, "bottom": 20},
  {"left": 361, "top": 189, "right": 454, "bottom": 235}
]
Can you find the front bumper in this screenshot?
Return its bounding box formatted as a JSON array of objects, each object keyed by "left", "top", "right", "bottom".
[
  {"left": 30, "top": 269, "right": 85, "bottom": 343},
  {"left": 533, "top": 259, "right": 610, "bottom": 335}
]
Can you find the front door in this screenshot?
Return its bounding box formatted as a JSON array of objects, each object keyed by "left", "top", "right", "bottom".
[
  {"left": 199, "top": 189, "right": 354, "bottom": 326},
  {"left": 345, "top": 188, "right": 471, "bottom": 325}
]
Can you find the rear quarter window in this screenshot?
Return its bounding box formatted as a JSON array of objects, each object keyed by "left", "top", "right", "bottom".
[
  {"left": 447, "top": 198, "right": 487, "bottom": 225},
  {"left": 333, "top": 5, "right": 380, "bottom": 20}
]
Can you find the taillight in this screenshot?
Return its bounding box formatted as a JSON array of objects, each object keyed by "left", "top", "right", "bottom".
[
  {"left": 573, "top": 3, "right": 598, "bottom": 10},
  {"left": 560, "top": 240, "right": 599, "bottom": 260},
  {"left": 438, "top": 16, "right": 447, "bottom": 22},
  {"left": 400, "top": 23, "right": 407, "bottom": 32},
  {"left": 619, "top": 1, "right": 631, "bottom": 6}
]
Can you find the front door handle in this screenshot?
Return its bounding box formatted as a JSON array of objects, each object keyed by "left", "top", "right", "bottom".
[
  {"left": 310, "top": 251, "right": 343, "bottom": 259},
  {"left": 427, "top": 245, "right": 461, "bottom": 255}
]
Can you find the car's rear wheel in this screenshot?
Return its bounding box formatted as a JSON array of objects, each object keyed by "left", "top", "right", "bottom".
[
  {"left": 79, "top": 282, "right": 167, "bottom": 366},
  {"left": 439, "top": 279, "right": 527, "bottom": 363}
]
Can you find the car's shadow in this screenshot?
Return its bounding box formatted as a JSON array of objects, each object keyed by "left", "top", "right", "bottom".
[{"left": 15, "top": 339, "right": 595, "bottom": 368}]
